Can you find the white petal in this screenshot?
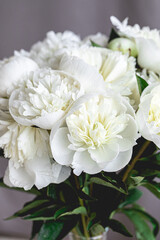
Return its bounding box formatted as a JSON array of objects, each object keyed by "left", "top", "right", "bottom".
[
  {"left": 136, "top": 38, "right": 160, "bottom": 74},
  {"left": 66, "top": 92, "right": 105, "bottom": 118},
  {"left": 110, "top": 16, "right": 129, "bottom": 34},
  {"left": 136, "top": 94, "right": 153, "bottom": 140},
  {"left": 118, "top": 116, "right": 138, "bottom": 151},
  {"left": 88, "top": 143, "right": 119, "bottom": 165},
  {"left": 136, "top": 94, "right": 160, "bottom": 148},
  {"left": 50, "top": 127, "right": 74, "bottom": 166},
  {"left": 58, "top": 55, "right": 106, "bottom": 93},
  {"left": 8, "top": 160, "right": 34, "bottom": 190},
  {"left": 51, "top": 162, "right": 71, "bottom": 183},
  {"left": 72, "top": 151, "right": 101, "bottom": 175},
  {"left": 25, "top": 156, "right": 53, "bottom": 189},
  {"left": 3, "top": 166, "right": 14, "bottom": 188},
  {"left": 103, "top": 149, "right": 132, "bottom": 172},
  {"left": 0, "top": 56, "right": 38, "bottom": 97}
]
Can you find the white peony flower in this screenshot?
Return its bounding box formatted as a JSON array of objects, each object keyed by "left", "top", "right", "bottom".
[
  {"left": 9, "top": 61, "right": 105, "bottom": 129},
  {"left": 111, "top": 16, "right": 160, "bottom": 73},
  {"left": 83, "top": 33, "right": 108, "bottom": 47},
  {"left": 51, "top": 47, "right": 139, "bottom": 109},
  {"left": 136, "top": 83, "right": 160, "bottom": 148},
  {"left": 29, "top": 31, "right": 81, "bottom": 67},
  {"left": 0, "top": 56, "right": 38, "bottom": 98},
  {"left": 50, "top": 93, "right": 138, "bottom": 175},
  {"left": 0, "top": 107, "right": 71, "bottom": 190}
]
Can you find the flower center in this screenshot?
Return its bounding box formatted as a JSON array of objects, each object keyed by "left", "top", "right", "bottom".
[
  {"left": 66, "top": 96, "right": 128, "bottom": 150},
  {"left": 148, "top": 94, "right": 160, "bottom": 127}
]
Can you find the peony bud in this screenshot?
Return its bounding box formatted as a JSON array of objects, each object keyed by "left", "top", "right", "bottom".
[{"left": 108, "top": 38, "right": 138, "bottom": 57}]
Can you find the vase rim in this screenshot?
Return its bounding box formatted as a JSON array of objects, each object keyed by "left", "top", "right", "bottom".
[{"left": 69, "top": 229, "right": 108, "bottom": 240}]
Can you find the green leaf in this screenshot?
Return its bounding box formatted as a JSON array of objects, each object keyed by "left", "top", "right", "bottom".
[
  {"left": 53, "top": 206, "right": 70, "bottom": 219},
  {"left": 122, "top": 208, "right": 156, "bottom": 240},
  {"left": 59, "top": 181, "right": 79, "bottom": 205},
  {"left": 139, "top": 152, "right": 160, "bottom": 164},
  {"left": 136, "top": 75, "right": 148, "bottom": 95},
  {"left": 119, "top": 189, "right": 143, "bottom": 208},
  {"left": 108, "top": 28, "right": 120, "bottom": 42},
  {"left": 90, "top": 40, "right": 102, "bottom": 48},
  {"left": 38, "top": 217, "right": 78, "bottom": 240},
  {"left": 6, "top": 199, "right": 50, "bottom": 220},
  {"left": 90, "top": 177, "right": 127, "bottom": 194},
  {"left": 108, "top": 219, "right": 132, "bottom": 237},
  {"left": 128, "top": 176, "right": 144, "bottom": 188},
  {"left": 133, "top": 166, "right": 160, "bottom": 177},
  {"left": 133, "top": 209, "right": 159, "bottom": 237},
  {"left": 77, "top": 188, "right": 95, "bottom": 201},
  {"left": 87, "top": 212, "right": 97, "bottom": 231},
  {"left": 141, "top": 182, "right": 160, "bottom": 199},
  {"left": 24, "top": 205, "right": 58, "bottom": 221},
  {"left": 38, "top": 221, "right": 64, "bottom": 240},
  {"left": 133, "top": 156, "right": 160, "bottom": 177},
  {"left": 47, "top": 184, "right": 58, "bottom": 200},
  {"left": 31, "top": 221, "right": 43, "bottom": 239},
  {"left": 77, "top": 174, "right": 85, "bottom": 188},
  {"left": 59, "top": 206, "right": 87, "bottom": 218},
  {"left": 102, "top": 172, "right": 127, "bottom": 192}
]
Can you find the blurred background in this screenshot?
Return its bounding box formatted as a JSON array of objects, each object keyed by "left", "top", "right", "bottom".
[{"left": 0, "top": 0, "right": 160, "bottom": 239}]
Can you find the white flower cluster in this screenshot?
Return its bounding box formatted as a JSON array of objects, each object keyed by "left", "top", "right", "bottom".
[
  {"left": 110, "top": 16, "right": 160, "bottom": 151},
  {"left": 111, "top": 16, "right": 160, "bottom": 74},
  {"left": 4, "top": 23, "right": 158, "bottom": 191}
]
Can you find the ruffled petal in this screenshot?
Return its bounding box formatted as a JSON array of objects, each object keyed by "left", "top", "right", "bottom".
[{"left": 0, "top": 56, "right": 38, "bottom": 97}]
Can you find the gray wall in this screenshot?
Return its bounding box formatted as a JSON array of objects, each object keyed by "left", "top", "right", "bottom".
[{"left": 0, "top": 0, "right": 160, "bottom": 239}]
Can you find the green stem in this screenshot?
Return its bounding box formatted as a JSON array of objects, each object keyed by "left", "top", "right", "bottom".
[
  {"left": 74, "top": 175, "right": 90, "bottom": 239},
  {"left": 79, "top": 198, "right": 90, "bottom": 239},
  {"left": 122, "top": 140, "right": 150, "bottom": 182}
]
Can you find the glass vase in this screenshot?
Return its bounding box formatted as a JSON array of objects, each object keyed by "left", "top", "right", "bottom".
[{"left": 68, "top": 231, "right": 108, "bottom": 240}]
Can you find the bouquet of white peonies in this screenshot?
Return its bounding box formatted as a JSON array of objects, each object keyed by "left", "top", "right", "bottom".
[{"left": 0, "top": 16, "right": 160, "bottom": 240}]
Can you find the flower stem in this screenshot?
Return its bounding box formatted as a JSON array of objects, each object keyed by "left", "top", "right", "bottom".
[
  {"left": 122, "top": 140, "right": 150, "bottom": 182},
  {"left": 74, "top": 175, "right": 90, "bottom": 239},
  {"left": 79, "top": 198, "right": 90, "bottom": 239}
]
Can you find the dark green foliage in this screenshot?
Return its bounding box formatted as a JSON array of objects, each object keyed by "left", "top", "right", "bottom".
[
  {"left": 108, "top": 219, "right": 132, "bottom": 237},
  {"left": 90, "top": 40, "right": 102, "bottom": 48},
  {"left": 121, "top": 208, "right": 159, "bottom": 240},
  {"left": 38, "top": 217, "right": 78, "bottom": 240},
  {"left": 136, "top": 75, "right": 148, "bottom": 95},
  {"left": 108, "top": 28, "right": 120, "bottom": 42}
]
